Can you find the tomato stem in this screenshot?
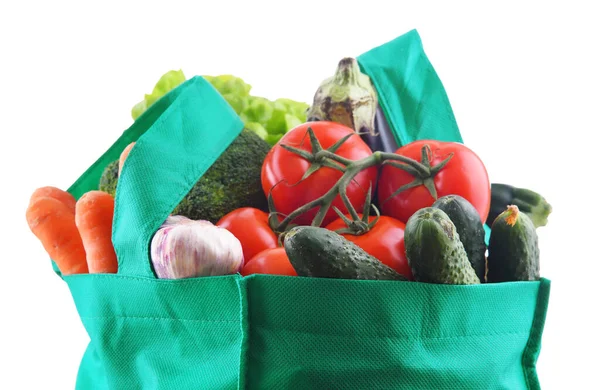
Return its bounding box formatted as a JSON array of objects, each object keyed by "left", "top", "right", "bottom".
[{"left": 271, "top": 129, "right": 454, "bottom": 232}]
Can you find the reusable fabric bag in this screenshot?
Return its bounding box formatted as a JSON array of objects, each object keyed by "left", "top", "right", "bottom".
[{"left": 58, "top": 30, "right": 550, "bottom": 389}]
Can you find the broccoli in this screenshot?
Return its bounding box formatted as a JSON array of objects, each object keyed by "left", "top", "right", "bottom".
[
  {"left": 99, "top": 159, "right": 119, "bottom": 197},
  {"left": 98, "top": 128, "right": 271, "bottom": 223}
]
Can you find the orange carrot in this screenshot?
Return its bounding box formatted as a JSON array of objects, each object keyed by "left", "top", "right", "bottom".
[
  {"left": 118, "top": 142, "right": 136, "bottom": 176},
  {"left": 26, "top": 197, "right": 88, "bottom": 275},
  {"left": 75, "top": 190, "right": 118, "bottom": 273},
  {"left": 29, "top": 186, "right": 76, "bottom": 214}
]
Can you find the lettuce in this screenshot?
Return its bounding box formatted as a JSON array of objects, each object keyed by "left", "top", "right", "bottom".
[{"left": 131, "top": 70, "right": 310, "bottom": 145}]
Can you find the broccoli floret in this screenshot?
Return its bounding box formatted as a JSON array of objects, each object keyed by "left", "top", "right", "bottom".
[
  {"left": 99, "top": 160, "right": 119, "bottom": 196},
  {"left": 97, "top": 129, "right": 271, "bottom": 223}
]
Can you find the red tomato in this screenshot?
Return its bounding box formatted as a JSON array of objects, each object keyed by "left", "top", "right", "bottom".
[
  {"left": 216, "top": 207, "right": 278, "bottom": 265},
  {"left": 325, "top": 215, "right": 413, "bottom": 280},
  {"left": 261, "top": 121, "right": 378, "bottom": 227},
  {"left": 378, "top": 140, "right": 490, "bottom": 224},
  {"left": 241, "top": 248, "right": 297, "bottom": 276}
]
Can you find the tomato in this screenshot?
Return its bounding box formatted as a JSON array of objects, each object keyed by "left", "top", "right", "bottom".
[
  {"left": 261, "top": 121, "right": 378, "bottom": 227},
  {"left": 216, "top": 207, "right": 278, "bottom": 265},
  {"left": 241, "top": 248, "right": 297, "bottom": 276},
  {"left": 325, "top": 215, "right": 413, "bottom": 280},
  {"left": 378, "top": 140, "right": 490, "bottom": 224}
]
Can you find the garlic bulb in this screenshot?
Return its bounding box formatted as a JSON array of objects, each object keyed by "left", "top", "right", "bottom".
[{"left": 150, "top": 215, "right": 244, "bottom": 279}]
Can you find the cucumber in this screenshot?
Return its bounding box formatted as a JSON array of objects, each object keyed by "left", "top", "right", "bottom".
[
  {"left": 404, "top": 207, "right": 480, "bottom": 285},
  {"left": 283, "top": 226, "right": 407, "bottom": 281},
  {"left": 487, "top": 205, "right": 540, "bottom": 282},
  {"left": 487, "top": 183, "right": 552, "bottom": 228},
  {"left": 432, "top": 195, "right": 486, "bottom": 282}
]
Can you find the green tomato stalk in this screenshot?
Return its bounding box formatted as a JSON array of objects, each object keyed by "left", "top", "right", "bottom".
[{"left": 269, "top": 127, "right": 454, "bottom": 233}]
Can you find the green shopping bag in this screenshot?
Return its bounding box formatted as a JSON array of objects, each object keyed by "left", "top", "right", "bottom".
[{"left": 57, "top": 33, "right": 550, "bottom": 390}]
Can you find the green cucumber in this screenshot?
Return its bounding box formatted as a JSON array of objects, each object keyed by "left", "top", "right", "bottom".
[
  {"left": 283, "top": 226, "right": 407, "bottom": 281},
  {"left": 404, "top": 207, "right": 480, "bottom": 285},
  {"left": 432, "top": 195, "right": 487, "bottom": 282},
  {"left": 487, "top": 183, "right": 552, "bottom": 228},
  {"left": 487, "top": 205, "right": 540, "bottom": 282}
]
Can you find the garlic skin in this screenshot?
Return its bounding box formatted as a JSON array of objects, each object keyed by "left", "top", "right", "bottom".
[
  {"left": 150, "top": 216, "right": 244, "bottom": 279},
  {"left": 162, "top": 215, "right": 209, "bottom": 227}
]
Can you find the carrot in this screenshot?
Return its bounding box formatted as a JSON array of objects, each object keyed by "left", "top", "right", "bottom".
[
  {"left": 75, "top": 190, "right": 118, "bottom": 273},
  {"left": 118, "top": 142, "right": 136, "bottom": 176},
  {"left": 26, "top": 197, "right": 88, "bottom": 275},
  {"left": 29, "top": 186, "right": 76, "bottom": 214}
]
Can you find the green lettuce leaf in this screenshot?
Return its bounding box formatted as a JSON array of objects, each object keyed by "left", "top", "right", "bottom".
[{"left": 131, "top": 69, "right": 186, "bottom": 120}]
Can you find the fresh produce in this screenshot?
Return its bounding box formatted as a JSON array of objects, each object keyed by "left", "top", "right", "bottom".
[
  {"left": 131, "top": 70, "right": 187, "bottom": 120},
  {"left": 432, "top": 195, "right": 486, "bottom": 282},
  {"left": 118, "top": 142, "right": 136, "bottom": 176},
  {"left": 304, "top": 57, "right": 400, "bottom": 154},
  {"left": 262, "top": 121, "right": 378, "bottom": 227},
  {"left": 216, "top": 207, "right": 278, "bottom": 265},
  {"left": 28, "top": 64, "right": 551, "bottom": 289},
  {"left": 306, "top": 58, "right": 378, "bottom": 136},
  {"left": 487, "top": 205, "right": 540, "bottom": 282},
  {"left": 487, "top": 183, "right": 552, "bottom": 228},
  {"left": 150, "top": 215, "right": 244, "bottom": 279},
  {"left": 173, "top": 128, "right": 270, "bottom": 223},
  {"left": 325, "top": 213, "right": 412, "bottom": 280},
  {"left": 284, "top": 226, "right": 407, "bottom": 281},
  {"left": 378, "top": 140, "right": 490, "bottom": 224},
  {"left": 131, "top": 70, "right": 310, "bottom": 145},
  {"left": 99, "top": 160, "right": 119, "bottom": 196},
  {"left": 99, "top": 129, "right": 271, "bottom": 223},
  {"left": 404, "top": 207, "right": 480, "bottom": 285},
  {"left": 241, "top": 248, "right": 296, "bottom": 276},
  {"left": 75, "top": 191, "right": 118, "bottom": 274},
  {"left": 29, "top": 186, "right": 77, "bottom": 215},
  {"left": 26, "top": 196, "right": 88, "bottom": 275},
  {"left": 361, "top": 104, "right": 400, "bottom": 154}
]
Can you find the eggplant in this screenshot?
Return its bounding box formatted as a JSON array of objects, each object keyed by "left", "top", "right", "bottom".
[{"left": 360, "top": 104, "right": 399, "bottom": 153}]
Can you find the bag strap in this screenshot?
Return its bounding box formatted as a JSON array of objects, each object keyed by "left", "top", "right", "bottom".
[
  {"left": 112, "top": 76, "right": 244, "bottom": 278},
  {"left": 357, "top": 29, "right": 464, "bottom": 146}
]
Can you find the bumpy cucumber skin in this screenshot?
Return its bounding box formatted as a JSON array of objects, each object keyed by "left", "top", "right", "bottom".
[
  {"left": 487, "top": 207, "right": 540, "bottom": 282},
  {"left": 283, "top": 226, "right": 407, "bottom": 281},
  {"left": 405, "top": 208, "right": 480, "bottom": 285},
  {"left": 432, "top": 195, "right": 487, "bottom": 282}
]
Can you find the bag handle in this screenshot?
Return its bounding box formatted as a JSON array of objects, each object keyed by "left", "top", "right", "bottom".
[
  {"left": 112, "top": 76, "right": 244, "bottom": 278},
  {"left": 356, "top": 29, "right": 464, "bottom": 146}
]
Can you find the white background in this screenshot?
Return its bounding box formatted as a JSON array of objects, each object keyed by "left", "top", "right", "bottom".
[{"left": 2, "top": 1, "right": 598, "bottom": 389}]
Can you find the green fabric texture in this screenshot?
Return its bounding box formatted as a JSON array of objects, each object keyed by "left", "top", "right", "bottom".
[
  {"left": 57, "top": 37, "right": 550, "bottom": 389},
  {"left": 357, "top": 29, "right": 463, "bottom": 146},
  {"left": 65, "top": 273, "right": 550, "bottom": 389}
]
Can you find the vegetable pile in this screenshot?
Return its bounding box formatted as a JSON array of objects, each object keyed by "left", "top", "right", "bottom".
[{"left": 26, "top": 63, "right": 552, "bottom": 285}]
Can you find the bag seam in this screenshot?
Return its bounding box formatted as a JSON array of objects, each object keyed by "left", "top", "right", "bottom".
[
  {"left": 64, "top": 273, "right": 242, "bottom": 284},
  {"left": 80, "top": 316, "right": 240, "bottom": 323},
  {"left": 237, "top": 276, "right": 249, "bottom": 390},
  {"left": 521, "top": 278, "right": 551, "bottom": 390},
  {"left": 248, "top": 327, "right": 531, "bottom": 341}
]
